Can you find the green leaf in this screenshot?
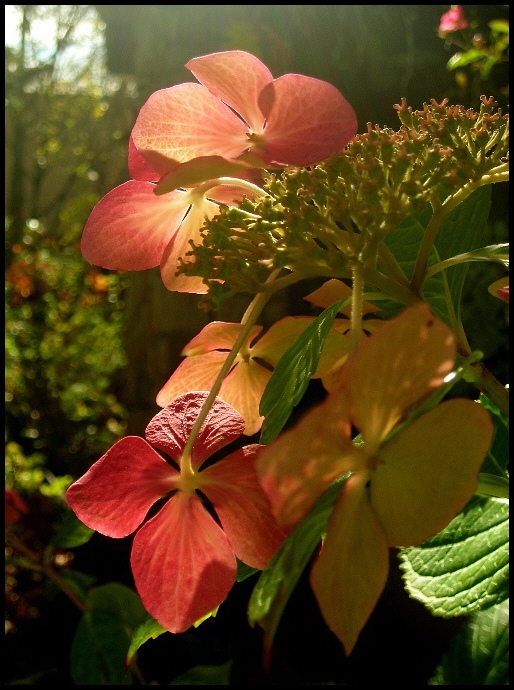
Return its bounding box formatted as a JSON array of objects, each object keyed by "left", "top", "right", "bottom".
[
  {"left": 45, "top": 568, "right": 97, "bottom": 603},
  {"left": 259, "top": 298, "right": 348, "bottom": 444},
  {"left": 429, "top": 599, "right": 509, "bottom": 685},
  {"left": 382, "top": 188, "right": 492, "bottom": 327},
  {"left": 49, "top": 510, "right": 95, "bottom": 548},
  {"left": 236, "top": 558, "right": 259, "bottom": 582},
  {"left": 169, "top": 661, "right": 233, "bottom": 685},
  {"left": 399, "top": 497, "right": 509, "bottom": 618},
  {"left": 433, "top": 186, "right": 491, "bottom": 323},
  {"left": 127, "top": 616, "right": 168, "bottom": 665},
  {"left": 448, "top": 49, "right": 487, "bottom": 70},
  {"left": 478, "top": 391, "right": 509, "bottom": 480},
  {"left": 248, "top": 475, "right": 349, "bottom": 656},
  {"left": 382, "top": 208, "right": 449, "bottom": 322},
  {"left": 70, "top": 583, "right": 148, "bottom": 685}
]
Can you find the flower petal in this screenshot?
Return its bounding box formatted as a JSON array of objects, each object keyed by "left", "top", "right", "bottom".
[
  {"left": 131, "top": 83, "right": 250, "bottom": 176},
  {"left": 371, "top": 398, "right": 494, "bottom": 547},
  {"left": 258, "top": 74, "right": 357, "bottom": 166},
  {"left": 159, "top": 193, "right": 221, "bottom": 293},
  {"left": 156, "top": 352, "right": 227, "bottom": 409},
  {"left": 342, "top": 303, "right": 456, "bottom": 449},
  {"left": 202, "top": 445, "right": 287, "bottom": 569},
  {"left": 186, "top": 50, "right": 273, "bottom": 133},
  {"left": 253, "top": 315, "right": 351, "bottom": 378},
  {"left": 131, "top": 491, "right": 236, "bottom": 633},
  {"left": 304, "top": 279, "right": 379, "bottom": 316},
  {"left": 128, "top": 136, "right": 160, "bottom": 181},
  {"left": 310, "top": 472, "right": 389, "bottom": 655},
  {"left": 65, "top": 437, "right": 177, "bottom": 537},
  {"left": 154, "top": 156, "right": 261, "bottom": 195},
  {"left": 181, "top": 322, "right": 258, "bottom": 356},
  {"left": 257, "top": 391, "right": 367, "bottom": 526},
  {"left": 81, "top": 181, "right": 190, "bottom": 270},
  {"left": 145, "top": 393, "right": 245, "bottom": 470},
  {"left": 219, "top": 359, "right": 271, "bottom": 435}
]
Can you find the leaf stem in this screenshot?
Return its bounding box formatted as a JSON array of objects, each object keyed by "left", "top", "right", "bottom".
[
  {"left": 6, "top": 531, "right": 87, "bottom": 613},
  {"left": 410, "top": 172, "right": 508, "bottom": 294}
]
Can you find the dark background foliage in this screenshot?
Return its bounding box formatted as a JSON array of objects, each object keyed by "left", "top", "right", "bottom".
[{"left": 5, "top": 4, "right": 508, "bottom": 685}]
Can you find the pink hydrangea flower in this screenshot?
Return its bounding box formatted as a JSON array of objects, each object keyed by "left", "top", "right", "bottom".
[
  {"left": 80, "top": 50, "right": 358, "bottom": 293},
  {"left": 66, "top": 392, "right": 286, "bottom": 633},
  {"left": 439, "top": 5, "right": 469, "bottom": 34},
  {"left": 132, "top": 50, "right": 358, "bottom": 181},
  {"left": 80, "top": 141, "right": 259, "bottom": 293}
]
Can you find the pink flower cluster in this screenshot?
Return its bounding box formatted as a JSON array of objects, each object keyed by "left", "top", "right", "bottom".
[{"left": 439, "top": 5, "right": 469, "bottom": 34}]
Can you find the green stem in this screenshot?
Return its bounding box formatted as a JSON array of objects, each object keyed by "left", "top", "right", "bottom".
[
  {"left": 6, "top": 532, "right": 87, "bottom": 613},
  {"left": 469, "top": 361, "right": 509, "bottom": 418},
  {"left": 476, "top": 473, "right": 509, "bottom": 502},
  {"left": 364, "top": 269, "right": 422, "bottom": 307},
  {"left": 425, "top": 251, "right": 509, "bottom": 278},
  {"left": 410, "top": 171, "right": 508, "bottom": 294},
  {"left": 180, "top": 271, "right": 281, "bottom": 463},
  {"left": 349, "top": 262, "right": 365, "bottom": 353},
  {"left": 376, "top": 240, "right": 410, "bottom": 286}
]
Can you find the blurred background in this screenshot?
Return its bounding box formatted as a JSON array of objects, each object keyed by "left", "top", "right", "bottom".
[{"left": 5, "top": 5, "right": 509, "bottom": 685}]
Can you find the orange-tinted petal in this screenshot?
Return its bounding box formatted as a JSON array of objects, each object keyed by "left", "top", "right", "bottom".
[
  {"left": 159, "top": 193, "right": 221, "bottom": 293},
  {"left": 181, "top": 322, "right": 259, "bottom": 356},
  {"left": 252, "top": 316, "right": 350, "bottom": 378},
  {"left": 304, "top": 279, "right": 379, "bottom": 317},
  {"left": 156, "top": 352, "right": 227, "bottom": 409},
  {"left": 218, "top": 358, "right": 272, "bottom": 435},
  {"left": 342, "top": 303, "right": 456, "bottom": 449},
  {"left": 310, "top": 471, "right": 389, "bottom": 655},
  {"left": 202, "top": 445, "right": 287, "bottom": 569},
  {"left": 131, "top": 492, "right": 236, "bottom": 633},
  {"left": 257, "top": 391, "right": 367, "bottom": 526},
  {"left": 371, "top": 398, "right": 494, "bottom": 547}
]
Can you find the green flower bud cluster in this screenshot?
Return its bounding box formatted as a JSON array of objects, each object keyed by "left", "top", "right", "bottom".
[{"left": 179, "top": 97, "right": 508, "bottom": 308}]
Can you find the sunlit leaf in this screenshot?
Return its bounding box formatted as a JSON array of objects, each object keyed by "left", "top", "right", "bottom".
[
  {"left": 259, "top": 298, "right": 347, "bottom": 443},
  {"left": 248, "top": 475, "right": 349, "bottom": 660},
  {"left": 399, "top": 497, "right": 509, "bottom": 618},
  {"left": 429, "top": 599, "right": 509, "bottom": 685},
  {"left": 127, "top": 616, "right": 168, "bottom": 665}
]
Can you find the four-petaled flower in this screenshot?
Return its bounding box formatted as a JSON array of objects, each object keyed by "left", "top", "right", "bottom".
[
  {"left": 439, "top": 5, "right": 469, "bottom": 35},
  {"left": 257, "top": 302, "right": 493, "bottom": 654},
  {"left": 80, "top": 50, "right": 357, "bottom": 293},
  {"left": 156, "top": 280, "right": 380, "bottom": 435},
  {"left": 66, "top": 392, "right": 286, "bottom": 633}
]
